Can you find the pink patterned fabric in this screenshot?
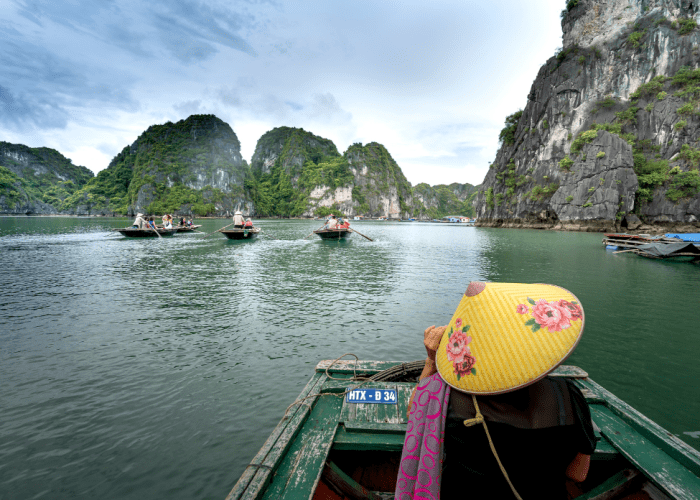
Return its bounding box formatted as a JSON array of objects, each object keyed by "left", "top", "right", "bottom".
[{"left": 395, "top": 373, "right": 450, "bottom": 500}]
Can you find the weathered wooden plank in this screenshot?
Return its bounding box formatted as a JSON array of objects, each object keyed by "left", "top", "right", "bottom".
[
  {"left": 321, "top": 380, "right": 410, "bottom": 392},
  {"left": 575, "top": 378, "right": 700, "bottom": 476},
  {"left": 226, "top": 371, "right": 326, "bottom": 500},
  {"left": 374, "top": 384, "right": 400, "bottom": 424},
  {"left": 322, "top": 461, "right": 384, "bottom": 500},
  {"left": 260, "top": 396, "right": 343, "bottom": 500},
  {"left": 574, "top": 469, "right": 642, "bottom": 500},
  {"left": 344, "top": 422, "right": 407, "bottom": 434},
  {"left": 549, "top": 365, "right": 588, "bottom": 378},
  {"left": 397, "top": 384, "right": 414, "bottom": 424},
  {"left": 592, "top": 437, "right": 620, "bottom": 460},
  {"left": 318, "top": 360, "right": 588, "bottom": 379},
  {"left": 316, "top": 359, "right": 409, "bottom": 375},
  {"left": 591, "top": 405, "right": 700, "bottom": 500},
  {"left": 580, "top": 388, "right": 605, "bottom": 404},
  {"left": 330, "top": 381, "right": 403, "bottom": 429},
  {"left": 332, "top": 426, "right": 406, "bottom": 452}
]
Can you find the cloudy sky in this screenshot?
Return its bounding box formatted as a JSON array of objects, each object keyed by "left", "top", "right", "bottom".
[{"left": 1, "top": 0, "right": 564, "bottom": 186}]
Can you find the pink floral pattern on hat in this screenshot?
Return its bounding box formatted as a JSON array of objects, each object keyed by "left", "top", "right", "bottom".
[
  {"left": 518, "top": 298, "right": 583, "bottom": 333},
  {"left": 445, "top": 319, "right": 476, "bottom": 379}
]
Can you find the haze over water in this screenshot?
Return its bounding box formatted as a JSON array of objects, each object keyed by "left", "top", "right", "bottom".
[{"left": 1, "top": 217, "right": 699, "bottom": 500}]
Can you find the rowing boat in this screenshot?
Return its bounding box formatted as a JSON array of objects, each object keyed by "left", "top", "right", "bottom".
[
  {"left": 174, "top": 224, "right": 202, "bottom": 233},
  {"left": 313, "top": 228, "right": 352, "bottom": 239},
  {"left": 112, "top": 227, "right": 177, "bottom": 237},
  {"left": 220, "top": 227, "right": 261, "bottom": 240},
  {"left": 227, "top": 359, "right": 700, "bottom": 500}
]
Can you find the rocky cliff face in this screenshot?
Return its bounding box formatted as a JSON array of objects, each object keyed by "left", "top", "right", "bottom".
[
  {"left": 250, "top": 127, "right": 340, "bottom": 179},
  {"left": 248, "top": 129, "right": 414, "bottom": 218},
  {"left": 412, "top": 182, "right": 478, "bottom": 219},
  {"left": 310, "top": 142, "right": 414, "bottom": 218},
  {"left": 474, "top": 0, "right": 700, "bottom": 232},
  {"left": 66, "top": 115, "right": 251, "bottom": 216},
  {"left": 0, "top": 142, "right": 93, "bottom": 214}
]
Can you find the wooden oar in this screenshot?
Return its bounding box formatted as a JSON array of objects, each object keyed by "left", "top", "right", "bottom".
[
  {"left": 149, "top": 223, "right": 163, "bottom": 238},
  {"left": 350, "top": 228, "right": 373, "bottom": 241},
  {"left": 304, "top": 224, "right": 326, "bottom": 240},
  {"left": 203, "top": 221, "right": 236, "bottom": 239}
]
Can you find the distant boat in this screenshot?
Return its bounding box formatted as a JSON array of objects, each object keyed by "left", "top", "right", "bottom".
[
  {"left": 220, "top": 228, "right": 260, "bottom": 240},
  {"left": 155, "top": 224, "right": 202, "bottom": 233},
  {"left": 313, "top": 228, "right": 352, "bottom": 239},
  {"left": 112, "top": 227, "right": 177, "bottom": 237},
  {"left": 174, "top": 224, "right": 202, "bottom": 233}
]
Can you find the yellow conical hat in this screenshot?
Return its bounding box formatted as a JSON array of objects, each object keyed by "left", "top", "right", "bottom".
[{"left": 436, "top": 282, "right": 584, "bottom": 395}]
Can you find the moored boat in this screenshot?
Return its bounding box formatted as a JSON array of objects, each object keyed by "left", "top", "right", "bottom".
[
  {"left": 313, "top": 228, "right": 352, "bottom": 239},
  {"left": 227, "top": 359, "right": 700, "bottom": 500},
  {"left": 220, "top": 227, "right": 261, "bottom": 240},
  {"left": 112, "top": 227, "right": 177, "bottom": 237}
]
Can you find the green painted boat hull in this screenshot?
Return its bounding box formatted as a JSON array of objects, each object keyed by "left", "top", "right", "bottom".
[{"left": 227, "top": 360, "right": 700, "bottom": 500}]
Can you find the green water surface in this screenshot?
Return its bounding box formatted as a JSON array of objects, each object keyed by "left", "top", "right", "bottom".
[{"left": 1, "top": 217, "right": 699, "bottom": 499}]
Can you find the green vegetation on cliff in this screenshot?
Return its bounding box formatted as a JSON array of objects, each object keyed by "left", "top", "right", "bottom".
[
  {"left": 347, "top": 142, "right": 413, "bottom": 216},
  {"left": 247, "top": 127, "right": 345, "bottom": 216},
  {"left": 412, "top": 182, "right": 477, "bottom": 218},
  {"left": 0, "top": 143, "right": 93, "bottom": 212},
  {"left": 65, "top": 115, "right": 248, "bottom": 215}
]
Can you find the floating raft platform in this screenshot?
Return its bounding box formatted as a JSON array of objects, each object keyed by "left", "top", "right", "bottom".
[
  {"left": 227, "top": 359, "right": 700, "bottom": 500},
  {"left": 603, "top": 234, "right": 700, "bottom": 260}
]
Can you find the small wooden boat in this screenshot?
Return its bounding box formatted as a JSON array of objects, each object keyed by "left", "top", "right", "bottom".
[
  {"left": 227, "top": 360, "right": 700, "bottom": 500},
  {"left": 313, "top": 228, "right": 352, "bottom": 239},
  {"left": 112, "top": 227, "right": 177, "bottom": 237},
  {"left": 220, "top": 227, "right": 261, "bottom": 240},
  {"left": 174, "top": 225, "right": 202, "bottom": 233}
]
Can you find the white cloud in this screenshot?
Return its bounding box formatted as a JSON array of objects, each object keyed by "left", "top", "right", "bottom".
[{"left": 1, "top": 0, "right": 565, "bottom": 184}]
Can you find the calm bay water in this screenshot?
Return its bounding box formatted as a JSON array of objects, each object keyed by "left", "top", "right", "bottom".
[{"left": 1, "top": 217, "right": 699, "bottom": 499}]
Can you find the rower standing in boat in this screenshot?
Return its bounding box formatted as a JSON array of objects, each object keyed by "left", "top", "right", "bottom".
[
  {"left": 233, "top": 210, "right": 245, "bottom": 228},
  {"left": 132, "top": 213, "right": 147, "bottom": 229},
  {"left": 396, "top": 282, "right": 595, "bottom": 500},
  {"left": 323, "top": 215, "right": 337, "bottom": 230}
]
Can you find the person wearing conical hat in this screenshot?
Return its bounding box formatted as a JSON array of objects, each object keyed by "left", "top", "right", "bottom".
[
  {"left": 132, "top": 213, "right": 146, "bottom": 229},
  {"left": 233, "top": 210, "right": 244, "bottom": 228},
  {"left": 396, "top": 282, "right": 596, "bottom": 500}
]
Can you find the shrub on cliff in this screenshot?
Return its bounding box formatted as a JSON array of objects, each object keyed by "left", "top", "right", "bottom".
[
  {"left": 634, "top": 153, "right": 669, "bottom": 203},
  {"left": 571, "top": 130, "right": 598, "bottom": 154},
  {"left": 679, "top": 144, "right": 700, "bottom": 168},
  {"left": 677, "top": 18, "right": 698, "bottom": 35},
  {"left": 498, "top": 110, "right": 523, "bottom": 146},
  {"left": 559, "top": 156, "right": 574, "bottom": 172},
  {"left": 667, "top": 171, "right": 700, "bottom": 201},
  {"left": 630, "top": 76, "right": 666, "bottom": 100}
]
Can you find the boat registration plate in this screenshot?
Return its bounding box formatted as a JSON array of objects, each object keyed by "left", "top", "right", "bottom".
[{"left": 346, "top": 388, "right": 397, "bottom": 404}]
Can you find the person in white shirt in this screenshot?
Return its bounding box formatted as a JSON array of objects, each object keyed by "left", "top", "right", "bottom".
[
  {"left": 132, "top": 213, "right": 147, "bottom": 229},
  {"left": 233, "top": 210, "right": 245, "bottom": 228},
  {"left": 324, "top": 215, "right": 338, "bottom": 230}
]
